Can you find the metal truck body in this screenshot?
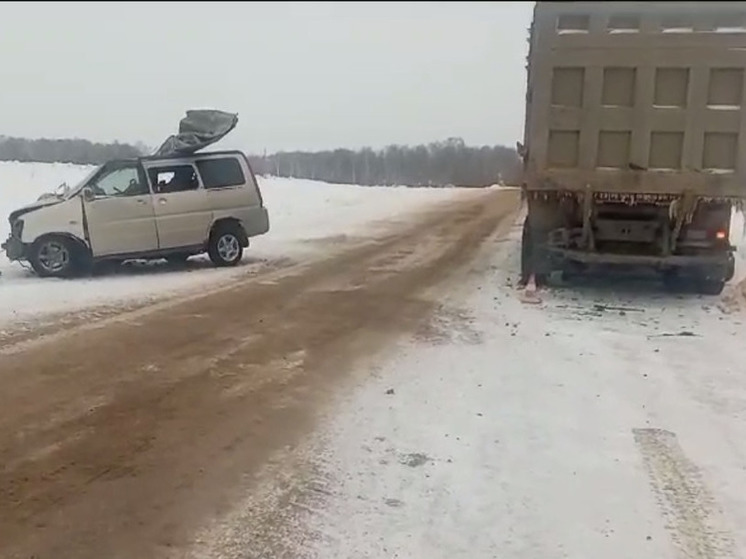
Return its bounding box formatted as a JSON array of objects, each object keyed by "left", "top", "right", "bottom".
[{"left": 520, "top": 1, "right": 746, "bottom": 294}]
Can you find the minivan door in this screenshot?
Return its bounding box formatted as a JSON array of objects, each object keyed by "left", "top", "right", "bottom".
[
  {"left": 145, "top": 162, "right": 212, "bottom": 250},
  {"left": 83, "top": 162, "right": 159, "bottom": 257}
]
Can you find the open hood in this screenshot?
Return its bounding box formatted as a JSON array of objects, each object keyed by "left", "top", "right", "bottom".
[{"left": 154, "top": 109, "right": 239, "bottom": 158}]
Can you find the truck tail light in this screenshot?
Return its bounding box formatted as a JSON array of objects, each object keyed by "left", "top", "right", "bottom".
[{"left": 716, "top": 230, "right": 727, "bottom": 240}]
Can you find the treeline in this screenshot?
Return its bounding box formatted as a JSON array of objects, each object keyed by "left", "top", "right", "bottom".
[
  {"left": 0, "top": 134, "right": 522, "bottom": 188},
  {"left": 0, "top": 135, "right": 146, "bottom": 165},
  {"left": 248, "top": 137, "right": 521, "bottom": 187}
]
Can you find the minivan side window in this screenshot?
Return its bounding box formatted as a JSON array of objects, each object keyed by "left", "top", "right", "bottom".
[
  {"left": 196, "top": 158, "right": 246, "bottom": 189},
  {"left": 148, "top": 165, "right": 200, "bottom": 194}
]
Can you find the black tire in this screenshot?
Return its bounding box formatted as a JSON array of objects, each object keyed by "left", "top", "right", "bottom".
[
  {"left": 208, "top": 223, "right": 244, "bottom": 267},
  {"left": 29, "top": 235, "right": 89, "bottom": 278},
  {"left": 520, "top": 218, "right": 531, "bottom": 285},
  {"left": 662, "top": 269, "right": 686, "bottom": 293},
  {"left": 665, "top": 268, "right": 726, "bottom": 296},
  {"left": 696, "top": 278, "right": 726, "bottom": 296},
  {"left": 725, "top": 254, "right": 735, "bottom": 282},
  {"left": 561, "top": 260, "right": 586, "bottom": 282},
  {"left": 520, "top": 218, "right": 550, "bottom": 286}
]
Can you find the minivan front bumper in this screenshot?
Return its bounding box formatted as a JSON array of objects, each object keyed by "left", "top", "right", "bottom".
[{"left": 1, "top": 235, "right": 26, "bottom": 261}]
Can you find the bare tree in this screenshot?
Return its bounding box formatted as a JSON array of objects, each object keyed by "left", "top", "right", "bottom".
[{"left": 0, "top": 136, "right": 144, "bottom": 165}]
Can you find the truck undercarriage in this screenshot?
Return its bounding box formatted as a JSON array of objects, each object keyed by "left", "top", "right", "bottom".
[{"left": 521, "top": 190, "right": 737, "bottom": 295}]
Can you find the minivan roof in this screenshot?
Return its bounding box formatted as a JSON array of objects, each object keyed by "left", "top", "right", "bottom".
[
  {"left": 138, "top": 149, "right": 247, "bottom": 162},
  {"left": 94, "top": 150, "right": 250, "bottom": 169}
]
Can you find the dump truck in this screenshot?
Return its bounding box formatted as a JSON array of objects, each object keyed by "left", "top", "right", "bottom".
[{"left": 519, "top": 1, "right": 746, "bottom": 295}]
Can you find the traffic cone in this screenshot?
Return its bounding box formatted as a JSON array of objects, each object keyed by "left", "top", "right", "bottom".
[
  {"left": 520, "top": 273, "right": 542, "bottom": 304},
  {"left": 525, "top": 273, "right": 537, "bottom": 295}
]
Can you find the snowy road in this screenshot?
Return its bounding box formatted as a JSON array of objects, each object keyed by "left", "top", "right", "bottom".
[
  {"left": 0, "top": 188, "right": 520, "bottom": 559},
  {"left": 190, "top": 212, "right": 746, "bottom": 559}
]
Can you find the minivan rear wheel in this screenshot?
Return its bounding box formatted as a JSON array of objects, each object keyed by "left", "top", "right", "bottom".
[{"left": 208, "top": 224, "right": 244, "bottom": 267}]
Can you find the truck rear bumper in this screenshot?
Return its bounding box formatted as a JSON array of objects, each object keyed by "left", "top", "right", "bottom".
[{"left": 547, "top": 247, "right": 734, "bottom": 270}]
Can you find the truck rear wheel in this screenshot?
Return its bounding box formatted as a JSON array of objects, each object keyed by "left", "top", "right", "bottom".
[
  {"left": 696, "top": 278, "right": 725, "bottom": 296},
  {"left": 520, "top": 218, "right": 531, "bottom": 285},
  {"left": 520, "top": 218, "right": 549, "bottom": 286},
  {"left": 662, "top": 269, "right": 686, "bottom": 293},
  {"left": 694, "top": 264, "right": 728, "bottom": 296},
  {"left": 725, "top": 254, "right": 735, "bottom": 282},
  {"left": 664, "top": 269, "right": 726, "bottom": 296}
]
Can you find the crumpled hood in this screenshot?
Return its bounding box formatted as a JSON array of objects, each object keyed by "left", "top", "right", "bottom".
[{"left": 8, "top": 196, "right": 63, "bottom": 223}]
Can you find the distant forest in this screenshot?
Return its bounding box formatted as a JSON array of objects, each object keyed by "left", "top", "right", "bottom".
[
  {"left": 0, "top": 135, "right": 144, "bottom": 166},
  {"left": 248, "top": 138, "right": 521, "bottom": 187},
  {"left": 0, "top": 135, "right": 521, "bottom": 187}
]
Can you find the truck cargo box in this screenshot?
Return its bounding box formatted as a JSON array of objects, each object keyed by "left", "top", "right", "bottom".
[{"left": 523, "top": 1, "right": 746, "bottom": 200}]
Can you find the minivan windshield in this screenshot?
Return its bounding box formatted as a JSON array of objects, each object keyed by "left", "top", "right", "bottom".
[{"left": 66, "top": 165, "right": 103, "bottom": 198}]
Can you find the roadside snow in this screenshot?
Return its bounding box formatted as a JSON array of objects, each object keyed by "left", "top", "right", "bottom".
[
  {"left": 0, "top": 162, "right": 472, "bottom": 327},
  {"left": 201, "top": 214, "right": 746, "bottom": 558},
  {"left": 731, "top": 209, "right": 746, "bottom": 284}
]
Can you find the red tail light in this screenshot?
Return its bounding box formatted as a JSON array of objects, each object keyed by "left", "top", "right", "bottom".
[{"left": 716, "top": 230, "right": 727, "bottom": 240}]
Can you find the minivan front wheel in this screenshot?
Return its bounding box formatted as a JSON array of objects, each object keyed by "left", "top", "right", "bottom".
[
  {"left": 208, "top": 225, "right": 244, "bottom": 267},
  {"left": 30, "top": 235, "right": 87, "bottom": 278}
]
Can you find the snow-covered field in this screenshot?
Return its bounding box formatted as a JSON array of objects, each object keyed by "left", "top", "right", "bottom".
[
  {"left": 0, "top": 161, "right": 474, "bottom": 327},
  {"left": 3, "top": 161, "right": 745, "bottom": 330},
  {"left": 194, "top": 215, "right": 746, "bottom": 559}
]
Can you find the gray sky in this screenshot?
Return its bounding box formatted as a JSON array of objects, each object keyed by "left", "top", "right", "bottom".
[{"left": 0, "top": 1, "right": 533, "bottom": 154}]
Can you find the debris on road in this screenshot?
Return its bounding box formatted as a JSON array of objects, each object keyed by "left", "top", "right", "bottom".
[{"left": 648, "top": 331, "right": 699, "bottom": 338}]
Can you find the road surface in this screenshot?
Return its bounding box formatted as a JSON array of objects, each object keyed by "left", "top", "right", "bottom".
[{"left": 0, "top": 188, "right": 521, "bottom": 559}]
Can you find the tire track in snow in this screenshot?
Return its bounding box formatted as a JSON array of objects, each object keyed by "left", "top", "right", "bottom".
[{"left": 633, "top": 428, "right": 736, "bottom": 559}]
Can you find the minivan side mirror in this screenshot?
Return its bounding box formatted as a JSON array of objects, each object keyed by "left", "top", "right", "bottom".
[{"left": 81, "top": 187, "right": 95, "bottom": 202}]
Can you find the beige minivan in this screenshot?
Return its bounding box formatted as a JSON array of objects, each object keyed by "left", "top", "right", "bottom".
[{"left": 2, "top": 150, "right": 270, "bottom": 278}]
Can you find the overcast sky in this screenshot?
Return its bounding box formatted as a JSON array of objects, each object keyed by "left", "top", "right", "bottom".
[{"left": 0, "top": 1, "right": 533, "bottom": 154}]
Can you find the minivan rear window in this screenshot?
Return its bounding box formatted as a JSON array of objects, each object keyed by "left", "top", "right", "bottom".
[{"left": 196, "top": 157, "right": 246, "bottom": 189}]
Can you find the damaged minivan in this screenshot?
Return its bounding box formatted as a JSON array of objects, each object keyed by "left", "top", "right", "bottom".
[{"left": 2, "top": 110, "right": 270, "bottom": 278}]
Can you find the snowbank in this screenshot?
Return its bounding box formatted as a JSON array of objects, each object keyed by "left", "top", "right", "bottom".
[
  {"left": 0, "top": 162, "right": 471, "bottom": 327},
  {"left": 730, "top": 208, "right": 746, "bottom": 283}
]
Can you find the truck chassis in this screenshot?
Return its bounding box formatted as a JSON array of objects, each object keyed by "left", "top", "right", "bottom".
[{"left": 521, "top": 189, "right": 737, "bottom": 294}]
